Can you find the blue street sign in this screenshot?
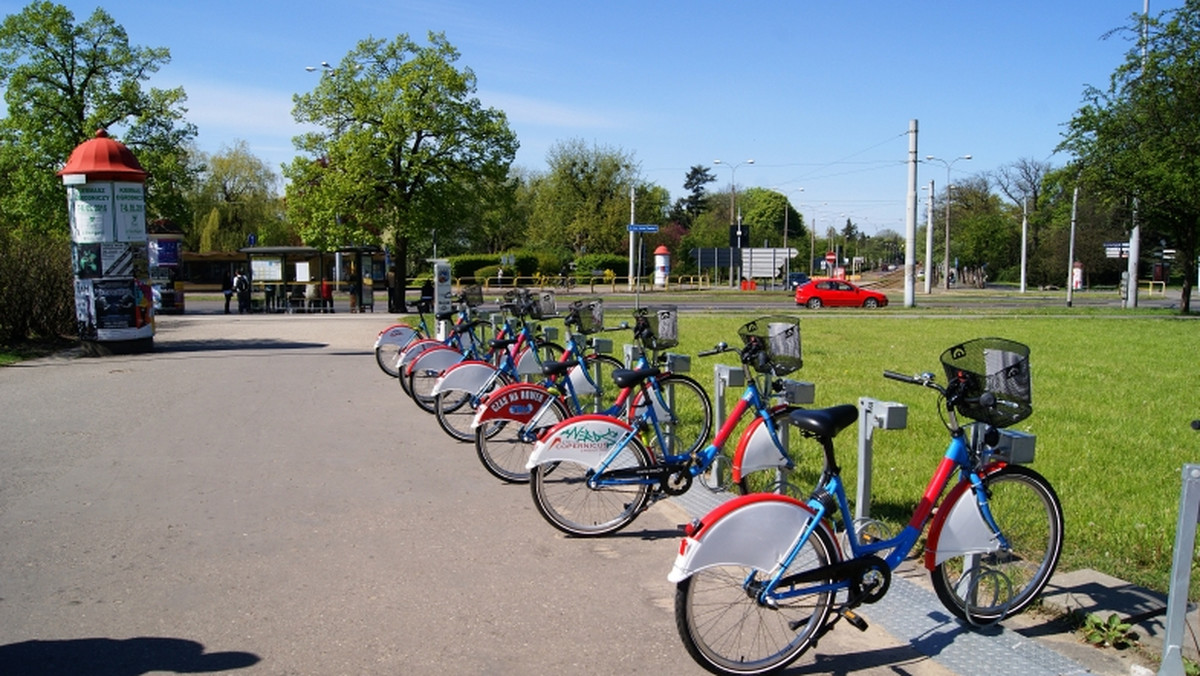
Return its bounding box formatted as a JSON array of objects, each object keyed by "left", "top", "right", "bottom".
[{"left": 628, "top": 224, "right": 659, "bottom": 233}]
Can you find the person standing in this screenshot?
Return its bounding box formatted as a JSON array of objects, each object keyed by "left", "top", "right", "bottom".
[
  {"left": 221, "top": 271, "right": 234, "bottom": 314},
  {"left": 234, "top": 269, "right": 251, "bottom": 314}
]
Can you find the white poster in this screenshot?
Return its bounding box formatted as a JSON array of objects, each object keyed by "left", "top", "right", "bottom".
[
  {"left": 68, "top": 183, "right": 113, "bottom": 243},
  {"left": 113, "top": 182, "right": 146, "bottom": 242}
]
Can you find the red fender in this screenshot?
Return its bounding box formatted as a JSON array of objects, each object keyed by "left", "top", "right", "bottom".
[{"left": 923, "top": 461, "right": 1008, "bottom": 570}]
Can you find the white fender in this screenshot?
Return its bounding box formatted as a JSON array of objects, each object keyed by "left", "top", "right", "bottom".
[
  {"left": 525, "top": 414, "right": 633, "bottom": 470},
  {"left": 397, "top": 338, "right": 442, "bottom": 370},
  {"left": 732, "top": 406, "right": 792, "bottom": 481},
  {"left": 927, "top": 483, "right": 1003, "bottom": 567},
  {"left": 406, "top": 345, "right": 463, "bottom": 380},
  {"left": 374, "top": 324, "right": 419, "bottom": 350},
  {"left": 567, "top": 362, "right": 598, "bottom": 397},
  {"left": 668, "top": 494, "right": 833, "bottom": 583},
  {"left": 472, "top": 383, "right": 557, "bottom": 426},
  {"left": 431, "top": 360, "right": 497, "bottom": 396},
  {"left": 515, "top": 346, "right": 548, "bottom": 377}
]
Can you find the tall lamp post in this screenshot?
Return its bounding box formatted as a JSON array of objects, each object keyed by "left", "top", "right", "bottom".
[
  {"left": 925, "top": 154, "right": 971, "bottom": 289},
  {"left": 714, "top": 159, "right": 754, "bottom": 286}
]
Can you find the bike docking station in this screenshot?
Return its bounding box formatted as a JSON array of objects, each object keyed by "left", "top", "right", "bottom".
[
  {"left": 1157, "top": 444, "right": 1200, "bottom": 676},
  {"left": 855, "top": 397, "right": 909, "bottom": 523}
]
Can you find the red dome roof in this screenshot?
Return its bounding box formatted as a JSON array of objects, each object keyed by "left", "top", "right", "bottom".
[
  {"left": 654, "top": 245, "right": 670, "bottom": 255},
  {"left": 57, "top": 129, "right": 147, "bottom": 182}
]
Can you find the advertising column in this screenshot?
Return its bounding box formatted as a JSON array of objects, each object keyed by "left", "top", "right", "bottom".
[{"left": 59, "top": 130, "right": 153, "bottom": 353}]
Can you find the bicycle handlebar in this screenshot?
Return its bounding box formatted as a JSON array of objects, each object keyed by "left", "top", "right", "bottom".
[{"left": 697, "top": 342, "right": 730, "bottom": 358}]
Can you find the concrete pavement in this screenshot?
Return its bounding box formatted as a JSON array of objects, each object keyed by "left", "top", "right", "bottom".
[{"left": 0, "top": 311, "right": 1173, "bottom": 675}]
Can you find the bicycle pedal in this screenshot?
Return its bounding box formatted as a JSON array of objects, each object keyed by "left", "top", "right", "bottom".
[{"left": 839, "top": 609, "right": 869, "bottom": 632}]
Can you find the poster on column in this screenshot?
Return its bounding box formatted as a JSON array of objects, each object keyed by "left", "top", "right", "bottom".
[
  {"left": 92, "top": 278, "right": 153, "bottom": 340},
  {"left": 74, "top": 279, "right": 97, "bottom": 340},
  {"left": 67, "top": 184, "right": 113, "bottom": 243},
  {"left": 113, "top": 182, "right": 147, "bottom": 242}
]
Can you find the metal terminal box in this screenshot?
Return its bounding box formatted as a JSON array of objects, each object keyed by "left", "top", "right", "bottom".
[
  {"left": 623, "top": 344, "right": 644, "bottom": 368},
  {"left": 663, "top": 352, "right": 690, "bottom": 373},
  {"left": 589, "top": 337, "right": 613, "bottom": 355},
  {"left": 542, "top": 326, "right": 559, "bottom": 342},
  {"left": 989, "top": 429, "right": 1036, "bottom": 464},
  {"left": 777, "top": 379, "right": 816, "bottom": 405},
  {"left": 869, "top": 400, "right": 908, "bottom": 430},
  {"left": 714, "top": 364, "right": 745, "bottom": 388}
]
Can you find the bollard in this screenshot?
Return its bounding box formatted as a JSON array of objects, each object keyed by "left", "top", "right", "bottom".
[{"left": 856, "top": 397, "right": 908, "bottom": 522}]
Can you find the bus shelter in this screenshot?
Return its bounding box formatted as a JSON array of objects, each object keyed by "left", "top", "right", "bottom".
[{"left": 237, "top": 246, "right": 328, "bottom": 313}]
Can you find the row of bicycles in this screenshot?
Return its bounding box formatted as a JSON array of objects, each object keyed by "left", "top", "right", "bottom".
[{"left": 373, "top": 288, "right": 1065, "bottom": 675}]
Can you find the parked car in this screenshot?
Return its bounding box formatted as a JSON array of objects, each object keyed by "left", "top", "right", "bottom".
[
  {"left": 795, "top": 278, "right": 889, "bottom": 309},
  {"left": 786, "top": 272, "right": 810, "bottom": 290}
]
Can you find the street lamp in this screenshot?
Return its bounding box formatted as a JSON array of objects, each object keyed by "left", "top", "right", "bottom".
[
  {"left": 925, "top": 154, "right": 971, "bottom": 289},
  {"left": 713, "top": 159, "right": 754, "bottom": 285}
]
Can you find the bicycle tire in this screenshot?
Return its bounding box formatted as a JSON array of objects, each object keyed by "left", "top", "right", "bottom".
[
  {"left": 435, "top": 372, "right": 514, "bottom": 442},
  {"left": 407, "top": 360, "right": 448, "bottom": 414},
  {"left": 674, "top": 522, "right": 837, "bottom": 674},
  {"left": 930, "top": 464, "right": 1064, "bottom": 624},
  {"left": 397, "top": 340, "right": 440, "bottom": 398},
  {"left": 632, "top": 373, "right": 713, "bottom": 457},
  {"left": 529, "top": 433, "right": 654, "bottom": 536},
  {"left": 735, "top": 407, "right": 824, "bottom": 500},
  {"left": 476, "top": 397, "right": 569, "bottom": 483},
  {"left": 375, "top": 326, "right": 422, "bottom": 378}
]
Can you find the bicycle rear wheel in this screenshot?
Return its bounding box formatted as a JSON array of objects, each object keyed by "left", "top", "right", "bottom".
[
  {"left": 674, "top": 524, "right": 837, "bottom": 675},
  {"left": 577, "top": 354, "right": 625, "bottom": 415},
  {"left": 476, "top": 397, "right": 569, "bottom": 483},
  {"left": 930, "top": 464, "right": 1064, "bottom": 624},
  {"left": 529, "top": 435, "right": 654, "bottom": 536}
]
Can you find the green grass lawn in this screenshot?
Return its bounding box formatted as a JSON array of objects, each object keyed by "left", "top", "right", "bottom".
[{"left": 662, "top": 310, "right": 1198, "bottom": 596}]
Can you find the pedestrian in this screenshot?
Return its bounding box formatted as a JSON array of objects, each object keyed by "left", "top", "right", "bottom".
[
  {"left": 234, "top": 269, "right": 251, "bottom": 314},
  {"left": 348, "top": 271, "right": 359, "bottom": 313},
  {"left": 320, "top": 277, "right": 334, "bottom": 313},
  {"left": 221, "top": 271, "right": 234, "bottom": 314}
]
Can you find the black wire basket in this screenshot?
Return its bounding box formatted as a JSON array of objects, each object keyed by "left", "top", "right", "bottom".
[
  {"left": 571, "top": 298, "right": 604, "bottom": 335},
  {"left": 737, "top": 316, "right": 803, "bottom": 376},
  {"left": 940, "top": 337, "right": 1032, "bottom": 428},
  {"left": 633, "top": 306, "right": 678, "bottom": 351},
  {"left": 461, "top": 285, "right": 483, "bottom": 308},
  {"left": 529, "top": 290, "right": 556, "bottom": 320}
]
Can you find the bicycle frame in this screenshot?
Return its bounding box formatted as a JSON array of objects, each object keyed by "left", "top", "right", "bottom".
[{"left": 668, "top": 424, "right": 1013, "bottom": 607}]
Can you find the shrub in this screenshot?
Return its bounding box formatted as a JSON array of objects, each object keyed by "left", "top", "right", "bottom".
[
  {"left": 447, "top": 254, "right": 500, "bottom": 280},
  {"left": 0, "top": 231, "right": 75, "bottom": 344},
  {"left": 575, "top": 253, "right": 627, "bottom": 279}
]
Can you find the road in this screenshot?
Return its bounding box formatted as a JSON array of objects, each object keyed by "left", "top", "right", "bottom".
[{"left": 0, "top": 313, "right": 959, "bottom": 675}]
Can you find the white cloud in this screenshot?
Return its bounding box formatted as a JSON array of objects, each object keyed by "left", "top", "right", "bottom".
[{"left": 479, "top": 90, "right": 619, "bottom": 130}]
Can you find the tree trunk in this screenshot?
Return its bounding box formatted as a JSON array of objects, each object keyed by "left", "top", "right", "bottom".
[{"left": 393, "top": 233, "right": 409, "bottom": 313}]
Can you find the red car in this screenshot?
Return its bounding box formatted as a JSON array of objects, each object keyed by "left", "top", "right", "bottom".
[{"left": 795, "top": 278, "right": 889, "bottom": 309}]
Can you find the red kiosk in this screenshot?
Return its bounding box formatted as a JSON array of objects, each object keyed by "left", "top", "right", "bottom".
[{"left": 58, "top": 129, "right": 154, "bottom": 353}]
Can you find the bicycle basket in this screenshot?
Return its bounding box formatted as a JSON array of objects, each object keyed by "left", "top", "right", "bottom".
[
  {"left": 940, "top": 337, "right": 1032, "bottom": 428},
  {"left": 571, "top": 298, "right": 604, "bottom": 335},
  {"left": 633, "top": 306, "right": 678, "bottom": 350},
  {"left": 461, "top": 284, "right": 483, "bottom": 308},
  {"left": 737, "top": 316, "right": 802, "bottom": 376},
  {"left": 529, "top": 290, "right": 556, "bottom": 320}
]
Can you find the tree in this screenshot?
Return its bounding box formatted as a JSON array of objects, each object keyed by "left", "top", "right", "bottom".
[
  {"left": 189, "top": 140, "right": 285, "bottom": 251},
  {"left": 669, "top": 164, "right": 716, "bottom": 227},
  {"left": 1060, "top": 1, "right": 1200, "bottom": 313},
  {"left": 525, "top": 139, "right": 643, "bottom": 256},
  {"left": 0, "top": 1, "right": 198, "bottom": 233},
  {"left": 285, "top": 31, "right": 517, "bottom": 311}
]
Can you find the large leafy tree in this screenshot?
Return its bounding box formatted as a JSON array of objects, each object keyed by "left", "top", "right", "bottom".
[
  {"left": 0, "top": 1, "right": 197, "bottom": 233},
  {"left": 285, "top": 32, "right": 517, "bottom": 311},
  {"left": 525, "top": 139, "right": 646, "bottom": 256},
  {"left": 189, "top": 140, "right": 285, "bottom": 252},
  {"left": 1060, "top": 1, "right": 1200, "bottom": 313}
]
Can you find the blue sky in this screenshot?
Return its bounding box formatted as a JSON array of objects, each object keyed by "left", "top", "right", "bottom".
[{"left": 4, "top": 1, "right": 1179, "bottom": 233}]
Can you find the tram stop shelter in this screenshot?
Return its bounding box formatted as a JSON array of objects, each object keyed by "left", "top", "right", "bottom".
[{"left": 237, "top": 246, "right": 328, "bottom": 313}]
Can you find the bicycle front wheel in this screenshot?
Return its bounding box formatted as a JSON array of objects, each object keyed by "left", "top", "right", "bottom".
[
  {"left": 736, "top": 407, "right": 824, "bottom": 500},
  {"left": 435, "top": 372, "right": 514, "bottom": 443},
  {"left": 529, "top": 435, "right": 654, "bottom": 536},
  {"left": 635, "top": 373, "right": 713, "bottom": 457},
  {"left": 675, "top": 524, "right": 838, "bottom": 675},
  {"left": 931, "top": 464, "right": 1064, "bottom": 624},
  {"left": 476, "top": 397, "right": 569, "bottom": 483}
]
